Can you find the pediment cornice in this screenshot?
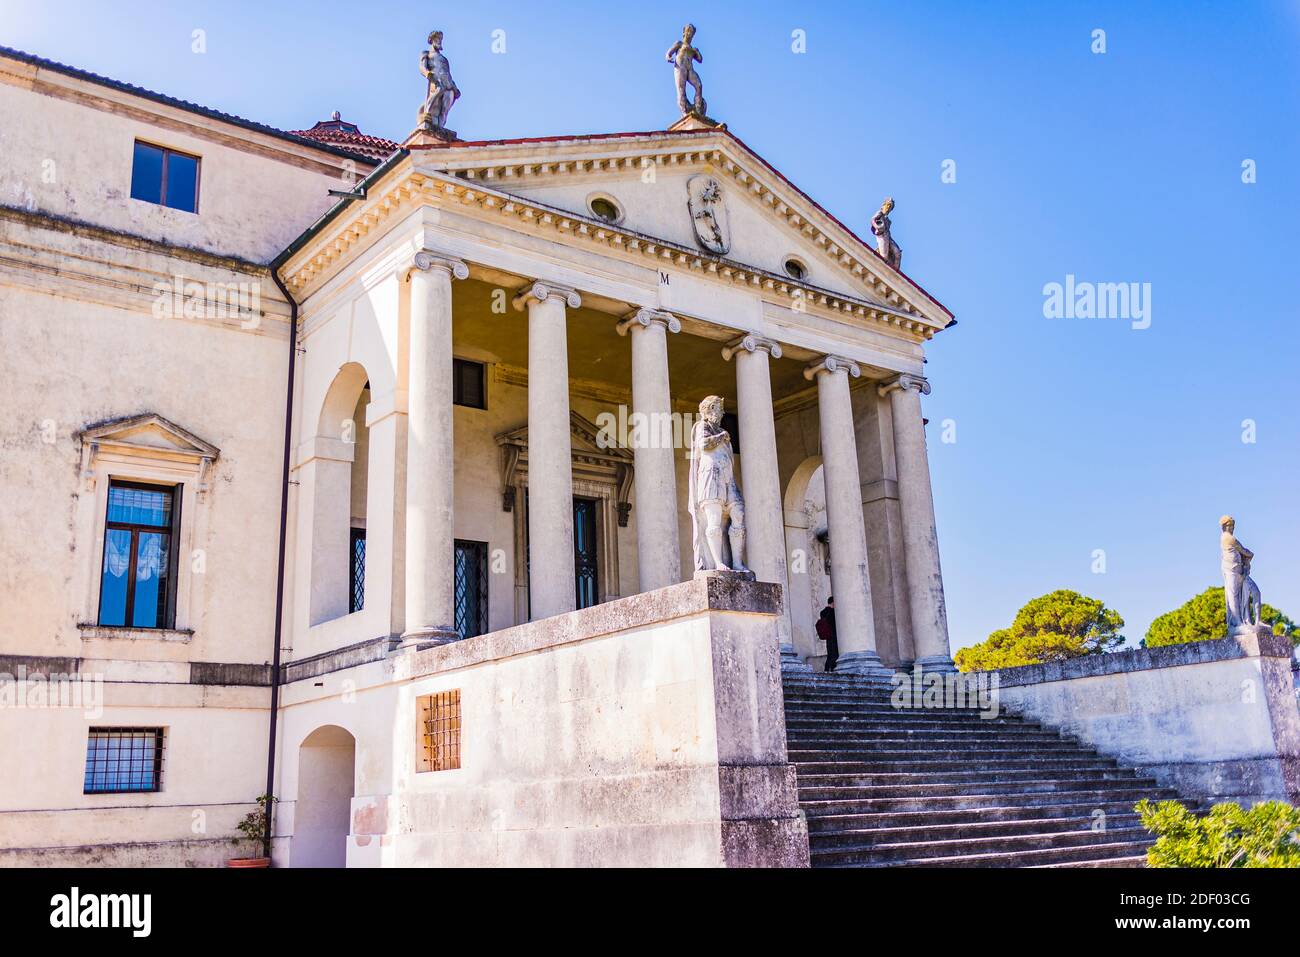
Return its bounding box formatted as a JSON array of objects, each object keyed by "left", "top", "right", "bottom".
[{"left": 280, "top": 130, "right": 953, "bottom": 342}]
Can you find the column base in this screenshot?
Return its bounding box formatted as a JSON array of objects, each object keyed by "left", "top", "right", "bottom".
[
  {"left": 834, "top": 650, "right": 894, "bottom": 678},
  {"left": 779, "top": 644, "right": 811, "bottom": 672},
  {"left": 394, "top": 627, "right": 460, "bottom": 653},
  {"left": 911, "top": 654, "right": 958, "bottom": 674}
]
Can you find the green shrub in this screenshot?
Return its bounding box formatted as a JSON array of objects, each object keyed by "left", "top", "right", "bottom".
[{"left": 1136, "top": 798, "right": 1300, "bottom": 867}]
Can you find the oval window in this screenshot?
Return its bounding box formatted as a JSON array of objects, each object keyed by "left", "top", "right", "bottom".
[
  {"left": 783, "top": 257, "right": 807, "bottom": 281},
  {"left": 588, "top": 196, "right": 622, "bottom": 224}
]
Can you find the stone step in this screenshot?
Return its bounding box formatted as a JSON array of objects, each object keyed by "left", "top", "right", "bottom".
[
  {"left": 803, "top": 800, "right": 1154, "bottom": 829},
  {"left": 783, "top": 703, "right": 1013, "bottom": 720},
  {"left": 787, "top": 753, "right": 1119, "bottom": 772},
  {"left": 796, "top": 786, "right": 1180, "bottom": 812},
  {"left": 785, "top": 718, "right": 1064, "bottom": 735},
  {"left": 809, "top": 813, "right": 1144, "bottom": 845},
  {"left": 1032, "top": 855, "right": 1148, "bottom": 868},
  {"left": 793, "top": 766, "right": 1147, "bottom": 787},
  {"left": 787, "top": 735, "right": 1083, "bottom": 751},
  {"left": 810, "top": 825, "right": 1153, "bottom": 866},
  {"left": 821, "top": 840, "right": 1154, "bottom": 868}
]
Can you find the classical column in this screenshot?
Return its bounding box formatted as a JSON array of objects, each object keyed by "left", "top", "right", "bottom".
[
  {"left": 723, "top": 334, "right": 807, "bottom": 672},
  {"left": 400, "top": 250, "right": 468, "bottom": 649},
  {"left": 513, "top": 281, "right": 581, "bottom": 619},
  {"left": 879, "top": 374, "right": 956, "bottom": 672},
  {"left": 804, "top": 355, "right": 889, "bottom": 677},
  {"left": 617, "top": 308, "right": 682, "bottom": 592}
]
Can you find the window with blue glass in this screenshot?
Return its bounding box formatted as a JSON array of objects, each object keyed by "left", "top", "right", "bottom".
[
  {"left": 130, "top": 141, "right": 200, "bottom": 213},
  {"left": 84, "top": 727, "right": 165, "bottom": 794},
  {"left": 98, "top": 481, "right": 180, "bottom": 629}
]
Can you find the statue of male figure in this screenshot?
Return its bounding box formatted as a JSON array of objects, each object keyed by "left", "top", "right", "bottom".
[
  {"left": 419, "top": 30, "right": 459, "bottom": 132},
  {"left": 871, "top": 197, "right": 902, "bottom": 270},
  {"left": 688, "top": 395, "right": 747, "bottom": 572},
  {"left": 666, "top": 23, "right": 706, "bottom": 117},
  {"left": 1220, "top": 515, "right": 1262, "bottom": 631}
]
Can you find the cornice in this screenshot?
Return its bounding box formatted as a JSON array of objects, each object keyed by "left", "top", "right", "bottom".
[{"left": 281, "top": 165, "right": 940, "bottom": 346}]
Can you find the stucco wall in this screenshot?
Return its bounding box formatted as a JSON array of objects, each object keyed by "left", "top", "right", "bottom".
[{"left": 274, "top": 575, "right": 807, "bottom": 867}]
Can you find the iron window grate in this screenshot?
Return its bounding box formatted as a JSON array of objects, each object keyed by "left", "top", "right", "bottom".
[
  {"left": 349, "top": 527, "right": 366, "bottom": 613},
  {"left": 84, "top": 727, "right": 165, "bottom": 794},
  {"left": 417, "top": 690, "right": 461, "bottom": 772}
]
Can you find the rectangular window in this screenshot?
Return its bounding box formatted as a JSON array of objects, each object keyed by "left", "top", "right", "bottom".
[
  {"left": 349, "top": 527, "right": 366, "bottom": 614},
  {"left": 454, "top": 540, "right": 489, "bottom": 640},
  {"left": 130, "top": 141, "right": 200, "bottom": 213},
  {"left": 452, "top": 358, "right": 486, "bottom": 409},
  {"left": 416, "top": 690, "right": 461, "bottom": 772},
  {"left": 84, "top": 727, "right": 165, "bottom": 794},
  {"left": 98, "top": 481, "right": 181, "bottom": 629}
]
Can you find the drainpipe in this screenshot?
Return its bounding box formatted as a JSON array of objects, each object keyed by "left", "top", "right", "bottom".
[
  {"left": 262, "top": 266, "right": 298, "bottom": 860},
  {"left": 260, "top": 148, "right": 407, "bottom": 861}
]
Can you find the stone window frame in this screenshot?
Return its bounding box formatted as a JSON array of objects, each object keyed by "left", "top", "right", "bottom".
[{"left": 75, "top": 414, "right": 219, "bottom": 643}]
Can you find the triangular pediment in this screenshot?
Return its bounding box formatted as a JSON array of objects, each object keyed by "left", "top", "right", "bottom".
[
  {"left": 79, "top": 413, "right": 220, "bottom": 460},
  {"left": 495, "top": 410, "right": 632, "bottom": 464},
  {"left": 411, "top": 128, "right": 953, "bottom": 330}
]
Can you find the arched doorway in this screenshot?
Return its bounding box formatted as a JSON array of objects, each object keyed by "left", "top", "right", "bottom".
[
  {"left": 292, "top": 725, "right": 356, "bottom": 868},
  {"left": 783, "top": 456, "right": 832, "bottom": 668}
]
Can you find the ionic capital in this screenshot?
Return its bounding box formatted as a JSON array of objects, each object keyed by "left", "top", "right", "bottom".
[
  {"left": 803, "top": 354, "right": 861, "bottom": 381},
  {"left": 722, "top": 334, "right": 783, "bottom": 362},
  {"left": 617, "top": 307, "right": 681, "bottom": 336},
  {"left": 877, "top": 373, "right": 931, "bottom": 398},
  {"left": 512, "top": 280, "right": 581, "bottom": 311},
  {"left": 404, "top": 248, "right": 469, "bottom": 281}
]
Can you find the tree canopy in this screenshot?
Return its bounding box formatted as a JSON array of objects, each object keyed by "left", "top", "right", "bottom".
[
  {"left": 1144, "top": 586, "right": 1299, "bottom": 648},
  {"left": 954, "top": 589, "right": 1125, "bottom": 672}
]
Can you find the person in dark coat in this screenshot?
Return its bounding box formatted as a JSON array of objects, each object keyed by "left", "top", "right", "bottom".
[{"left": 815, "top": 596, "right": 838, "bottom": 672}]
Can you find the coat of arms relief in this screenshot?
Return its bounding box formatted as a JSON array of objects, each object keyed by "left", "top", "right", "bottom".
[{"left": 687, "top": 174, "right": 730, "bottom": 256}]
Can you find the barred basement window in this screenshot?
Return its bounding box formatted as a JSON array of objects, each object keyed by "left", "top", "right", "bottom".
[
  {"left": 417, "top": 690, "right": 461, "bottom": 772},
  {"left": 84, "top": 727, "right": 165, "bottom": 794}
]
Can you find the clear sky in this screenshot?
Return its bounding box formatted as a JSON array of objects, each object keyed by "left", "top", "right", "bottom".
[{"left": 6, "top": 1, "right": 1298, "bottom": 651}]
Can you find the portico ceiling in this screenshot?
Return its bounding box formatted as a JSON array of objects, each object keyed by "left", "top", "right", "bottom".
[{"left": 451, "top": 278, "right": 809, "bottom": 408}]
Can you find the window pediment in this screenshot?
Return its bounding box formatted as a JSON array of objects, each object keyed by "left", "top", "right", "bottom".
[
  {"left": 78, "top": 413, "right": 220, "bottom": 499},
  {"left": 495, "top": 410, "right": 634, "bottom": 525}
]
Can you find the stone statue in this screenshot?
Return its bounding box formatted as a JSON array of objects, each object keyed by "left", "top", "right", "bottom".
[
  {"left": 418, "top": 30, "right": 459, "bottom": 136},
  {"left": 688, "top": 395, "right": 748, "bottom": 573},
  {"left": 871, "top": 197, "right": 902, "bottom": 270},
  {"left": 666, "top": 24, "right": 707, "bottom": 117},
  {"left": 1220, "top": 515, "right": 1263, "bottom": 632},
  {"left": 687, "top": 174, "right": 729, "bottom": 255}
]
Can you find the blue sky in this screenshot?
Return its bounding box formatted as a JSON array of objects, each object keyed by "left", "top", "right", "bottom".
[{"left": 6, "top": 1, "right": 1298, "bottom": 650}]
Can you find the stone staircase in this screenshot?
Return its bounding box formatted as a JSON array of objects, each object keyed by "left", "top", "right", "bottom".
[{"left": 783, "top": 670, "right": 1188, "bottom": 867}]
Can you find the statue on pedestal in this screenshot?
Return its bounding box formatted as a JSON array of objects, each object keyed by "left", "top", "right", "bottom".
[
  {"left": 871, "top": 197, "right": 902, "bottom": 270},
  {"left": 666, "top": 24, "right": 707, "bottom": 118},
  {"left": 689, "top": 396, "right": 748, "bottom": 573},
  {"left": 418, "top": 30, "right": 459, "bottom": 138},
  {"left": 1220, "top": 515, "right": 1263, "bottom": 632}
]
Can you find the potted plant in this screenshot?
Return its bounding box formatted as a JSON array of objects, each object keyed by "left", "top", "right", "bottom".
[{"left": 227, "top": 794, "right": 277, "bottom": 868}]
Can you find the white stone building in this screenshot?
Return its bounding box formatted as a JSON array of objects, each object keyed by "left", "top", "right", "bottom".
[{"left": 0, "top": 43, "right": 963, "bottom": 867}]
